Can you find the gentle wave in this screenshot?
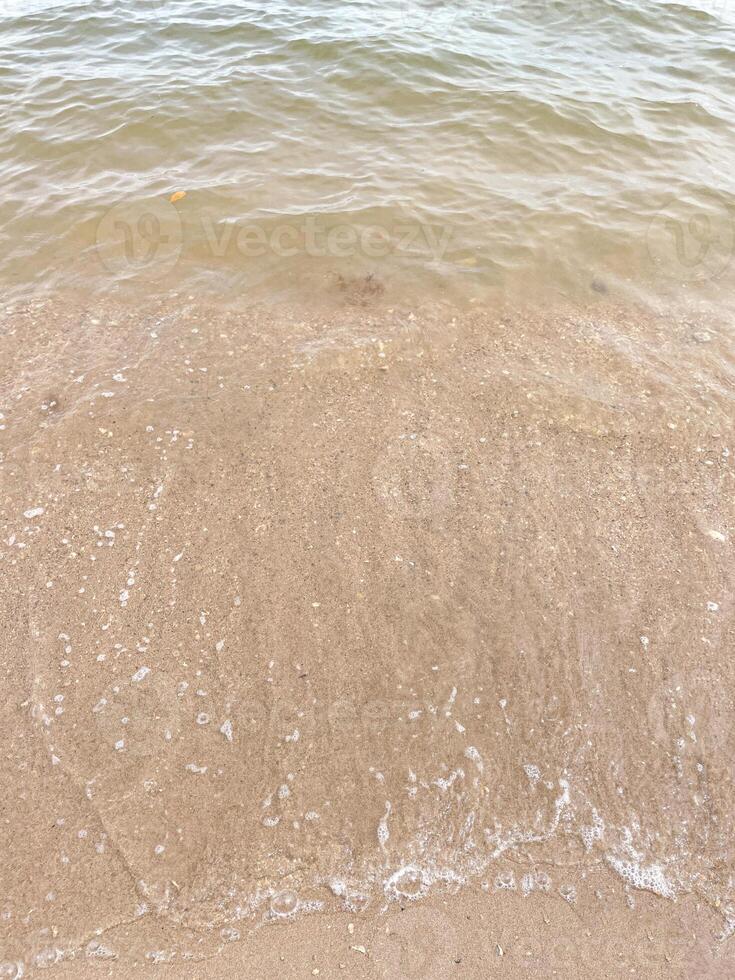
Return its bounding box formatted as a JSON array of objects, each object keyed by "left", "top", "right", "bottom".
[{"left": 1, "top": 0, "right": 734, "bottom": 308}]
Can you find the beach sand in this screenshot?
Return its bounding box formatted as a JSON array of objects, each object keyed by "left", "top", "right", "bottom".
[
  {"left": 1, "top": 293, "right": 733, "bottom": 977},
  {"left": 48, "top": 887, "right": 730, "bottom": 978}
]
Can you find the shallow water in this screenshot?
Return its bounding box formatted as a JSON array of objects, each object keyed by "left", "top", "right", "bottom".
[
  {"left": 1, "top": 295, "right": 734, "bottom": 973},
  {"left": 1, "top": 0, "right": 735, "bottom": 975},
  {"left": 1, "top": 0, "right": 735, "bottom": 308}
]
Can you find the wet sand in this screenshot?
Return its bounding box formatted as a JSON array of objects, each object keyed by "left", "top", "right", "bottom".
[
  {"left": 1, "top": 293, "right": 734, "bottom": 976},
  {"left": 48, "top": 888, "right": 732, "bottom": 978}
]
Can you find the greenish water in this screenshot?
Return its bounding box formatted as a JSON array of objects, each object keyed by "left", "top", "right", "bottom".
[{"left": 0, "top": 0, "right": 734, "bottom": 307}]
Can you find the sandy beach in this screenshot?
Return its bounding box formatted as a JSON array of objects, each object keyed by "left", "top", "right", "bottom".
[
  {"left": 47, "top": 887, "right": 732, "bottom": 979},
  {"left": 3, "top": 0, "right": 735, "bottom": 973},
  {"left": 1, "top": 293, "right": 733, "bottom": 976}
]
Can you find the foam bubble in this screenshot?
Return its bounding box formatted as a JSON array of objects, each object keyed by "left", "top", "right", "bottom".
[
  {"left": 85, "top": 940, "right": 116, "bottom": 960},
  {"left": 495, "top": 870, "right": 516, "bottom": 891},
  {"left": 32, "top": 948, "right": 63, "bottom": 970},
  {"left": 559, "top": 883, "right": 577, "bottom": 904},
  {"left": 344, "top": 892, "right": 369, "bottom": 912},
  {"left": 385, "top": 865, "right": 426, "bottom": 900},
  {"left": 270, "top": 890, "right": 299, "bottom": 917},
  {"left": 0, "top": 964, "right": 23, "bottom": 980},
  {"left": 522, "top": 870, "right": 552, "bottom": 896},
  {"left": 378, "top": 801, "right": 391, "bottom": 849},
  {"left": 606, "top": 857, "right": 675, "bottom": 898}
]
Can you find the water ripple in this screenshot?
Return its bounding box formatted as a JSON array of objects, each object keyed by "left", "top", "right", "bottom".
[{"left": 0, "top": 0, "right": 734, "bottom": 308}]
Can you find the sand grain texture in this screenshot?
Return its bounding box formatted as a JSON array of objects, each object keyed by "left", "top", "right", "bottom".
[{"left": 1, "top": 296, "right": 733, "bottom": 976}]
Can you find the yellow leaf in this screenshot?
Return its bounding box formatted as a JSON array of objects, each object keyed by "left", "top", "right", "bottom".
[{"left": 169, "top": 191, "right": 186, "bottom": 203}]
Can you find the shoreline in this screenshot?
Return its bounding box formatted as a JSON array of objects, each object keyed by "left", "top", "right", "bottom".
[
  {"left": 39, "top": 884, "right": 733, "bottom": 978},
  {"left": 1, "top": 293, "right": 733, "bottom": 977}
]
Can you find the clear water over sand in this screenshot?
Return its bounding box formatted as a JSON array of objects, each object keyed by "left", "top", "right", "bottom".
[
  {"left": 1, "top": 0, "right": 735, "bottom": 308},
  {"left": 1, "top": 1, "right": 735, "bottom": 975},
  {"left": 2, "top": 294, "right": 735, "bottom": 973}
]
